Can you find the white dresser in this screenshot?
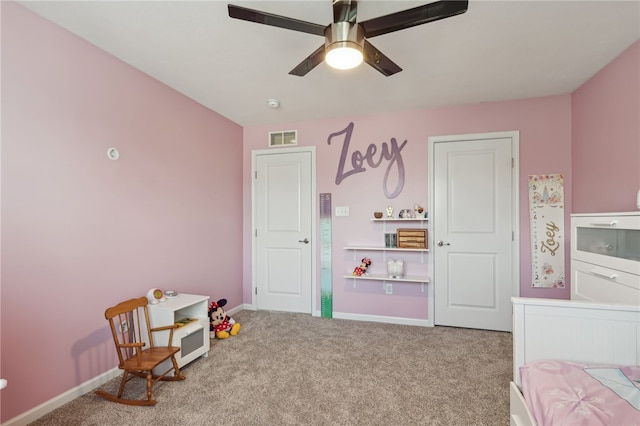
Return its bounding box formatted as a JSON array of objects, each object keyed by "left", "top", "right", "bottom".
[{"left": 571, "top": 212, "right": 640, "bottom": 304}]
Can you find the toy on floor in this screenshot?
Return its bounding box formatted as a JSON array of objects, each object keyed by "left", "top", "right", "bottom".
[
  {"left": 352, "top": 257, "right": 371, "bottom": 276},
  {"left": 209, "top": 298, "right": 241, "bottom": 339}
]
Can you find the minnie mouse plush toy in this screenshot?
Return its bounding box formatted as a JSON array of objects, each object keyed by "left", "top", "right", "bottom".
[
  {"left": 352, "top": 257, "right": 372, "bottom": 277},
  {"left": 209, "top": 298, "right": 241, "bottom": 339}
]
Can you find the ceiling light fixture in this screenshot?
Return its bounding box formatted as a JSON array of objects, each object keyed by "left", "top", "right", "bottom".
[{"left": 324, "top": 22, "right": 363, "bottom": 70}]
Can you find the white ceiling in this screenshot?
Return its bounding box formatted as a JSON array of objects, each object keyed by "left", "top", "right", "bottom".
[{"left": 19, "top": 1, "right": 640, "bottom": 127}]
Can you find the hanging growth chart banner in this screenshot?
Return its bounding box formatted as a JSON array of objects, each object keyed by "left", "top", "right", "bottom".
[
  {"left": 528, "top": 174, "right": 565, "bottom": 288},
  {"left": 319, "top": 193, "right": 333, "bottom": 318}
]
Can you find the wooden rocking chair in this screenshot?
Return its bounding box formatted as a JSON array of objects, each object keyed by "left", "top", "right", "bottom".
[{"left": 95, "top": 297, "right": 185, "bottom": 406}]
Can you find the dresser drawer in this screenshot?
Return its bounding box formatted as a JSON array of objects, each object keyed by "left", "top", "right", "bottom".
[
  {"left": 571, "top": 259, "right": 640, "bottom": 305},
  {"left": 571, "top": 214, "right": 640, "bottom": 276}
]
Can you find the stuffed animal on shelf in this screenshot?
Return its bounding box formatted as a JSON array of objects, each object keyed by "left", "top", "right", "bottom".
[
  {"left": 209, "top": 298, "right": 241, "bottom": 339},
  {"left": 352, "top": 257, "right": 372, "bottom": 276}
]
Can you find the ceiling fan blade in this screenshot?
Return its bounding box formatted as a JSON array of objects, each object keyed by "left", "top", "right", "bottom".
[
  {"left": 333, "top": 0, "right": 358, "bottom": 24},
  {"left": 289, "top": 45, "right": 326, "bottom": 77},
  {"left": 363, "top": 39, "right": 402, "bottom": 77},
  {"left": 360, "top": 0, "right": 468, "bottom": 39},
  {"left": 228, "top": 4, "right": 326, "bottom": 36}
]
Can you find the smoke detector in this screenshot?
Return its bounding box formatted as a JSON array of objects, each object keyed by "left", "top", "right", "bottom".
[{"left": 267, "top": 99, "right": 280, "bottom": 108}]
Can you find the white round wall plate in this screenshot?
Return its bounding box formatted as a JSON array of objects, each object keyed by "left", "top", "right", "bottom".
[{"left": 107, "top": 147, "right": 119, "bottom": 160}]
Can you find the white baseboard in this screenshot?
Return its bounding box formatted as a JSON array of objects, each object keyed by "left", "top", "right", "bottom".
[
  {"left": 230, "top": 303, "right": 255, "bottom": 314},
  {"left": 242, "top": 306, "right": 431, "bottom": 327},
  {"left": 2, "top": 367, "right": 121, "bottom": 426},
  {"left": 315, "top": 310, "right": 434, "bottom": 327}
]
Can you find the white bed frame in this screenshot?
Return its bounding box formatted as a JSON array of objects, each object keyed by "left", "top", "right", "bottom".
[{"left": 510, "top": 297, "right": 640, "bottom": 426}]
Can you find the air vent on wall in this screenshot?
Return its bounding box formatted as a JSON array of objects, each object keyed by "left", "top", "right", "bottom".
[{"left": 269, "top": 130, "right": 297, "bottom": 147}]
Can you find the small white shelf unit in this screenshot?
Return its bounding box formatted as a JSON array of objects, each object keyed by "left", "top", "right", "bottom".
[
  {"left": 344, "top": 217, "right": 430, "bottom": 286},
  {"left": 144, "top": 293, "right": 210, "bottom": 374}
]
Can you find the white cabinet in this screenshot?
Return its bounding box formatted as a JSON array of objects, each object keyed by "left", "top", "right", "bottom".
[
  {"left": 145, "top": 293, "right": 210, "bottom": 372},
  {"left": 570, "top": 213, "right": 640, "bottom": 304},
  {"left": 344, "top": 218, "right": 429, "bottom": 284}
]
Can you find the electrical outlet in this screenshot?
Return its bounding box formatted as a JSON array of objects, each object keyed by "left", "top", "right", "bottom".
[
  {"left": 335, "top": 206, "right": 350, "bottom": 217},
  {"left": 120, "top": 320, "right": 129, "bottom": 333},
  {"left": 385, "top": 283, "right": 393, "bottom": 295}
]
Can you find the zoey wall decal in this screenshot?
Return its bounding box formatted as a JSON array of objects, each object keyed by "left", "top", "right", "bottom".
[
  {"left": 327, "top": 122, "right": 407, "bottom": 199},
  {"left": 528, "top": 174, "right": 565, "bottom": 288}
]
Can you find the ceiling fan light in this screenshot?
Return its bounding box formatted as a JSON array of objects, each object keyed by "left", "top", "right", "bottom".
[
  {"left": 324, "top": 22, "right": 364, "bottom": 71},
  {"left": 325, "top": 43, "right": 363, "bottom": 70}
]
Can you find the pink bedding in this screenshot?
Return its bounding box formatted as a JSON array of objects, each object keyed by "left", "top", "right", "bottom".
[{"left": 520, "top": 360, "right": 640, "bottom": 426}]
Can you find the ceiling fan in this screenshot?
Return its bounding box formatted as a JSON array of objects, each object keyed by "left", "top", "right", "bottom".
[{"left": 228, "top": 0, "right": 469, "bottom": 77}]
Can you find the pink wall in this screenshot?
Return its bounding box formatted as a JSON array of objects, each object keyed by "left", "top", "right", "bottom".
[
  {"left": 571, "top": 40, "right": 640, "bottom": 213},
  {"left": 1, "top": 3, "right": 243, "bottom": 422},
  {"left": 3, "top": 1, "right": 638, "bottom": 423},
  {"left": 243, "top": 94, "right": 574, "bottom": 319}
]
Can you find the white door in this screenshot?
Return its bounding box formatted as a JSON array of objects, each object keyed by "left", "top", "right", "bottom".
[
  {"left": 430, "top": 133, "right": 518, "bottom": 332},
  {"left": 254, "top": 148, "right": 314, "bottom": 313}
]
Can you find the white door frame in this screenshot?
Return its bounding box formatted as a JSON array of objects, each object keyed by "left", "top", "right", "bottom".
[
  {"left": 251, "top": 146, "right": 317, "bottom": 313},
  {"left": 428, "top": 131, "right": 520, "bottom": 326}
]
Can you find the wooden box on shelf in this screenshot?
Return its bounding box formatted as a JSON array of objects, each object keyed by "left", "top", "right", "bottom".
[{"left": 397, "top": 228, "right": 427, "bottom": 249}]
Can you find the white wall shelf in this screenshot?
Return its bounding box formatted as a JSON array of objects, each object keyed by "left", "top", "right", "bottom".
[
  {"left": 370, "top": 218, "right": 429, "bottom": 222},
  {"left": 345, "top": 215, "right": 430, "bottom": 284},
  {"left": 344, "top": 246, "right": 428, "bottom": 252},
  {"left": 342, "top": 274, "right": 429, "bottom": 283}
]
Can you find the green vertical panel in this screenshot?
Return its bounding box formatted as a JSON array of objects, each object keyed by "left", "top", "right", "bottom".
[{"left": 319, "top": 193, "right": 332, "bottom": 318}]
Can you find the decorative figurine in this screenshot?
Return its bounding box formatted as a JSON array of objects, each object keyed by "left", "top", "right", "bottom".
[
  {"left": 386, "top": 206, "right": 394, "bottom": 218},
  {"left": 399, "top": 209, "right": 412, "bottom": 218},
  {"left": 387, "top": 259, "right": 404, "bottom": 278},
  {"left": 353, "top": 257, "right": 372, "bottom": 276}
]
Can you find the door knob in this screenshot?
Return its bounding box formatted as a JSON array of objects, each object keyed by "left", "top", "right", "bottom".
[
  {"left": 298, "top": 238, "right": 310, "bottom": 244},
  {"left": 436, "top": 240, "right": 450, "bottom": 247}
]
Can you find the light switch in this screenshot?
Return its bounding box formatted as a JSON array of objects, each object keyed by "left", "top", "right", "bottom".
[{"left": 335, "top": 206, "right": 349, "bottom": 217}]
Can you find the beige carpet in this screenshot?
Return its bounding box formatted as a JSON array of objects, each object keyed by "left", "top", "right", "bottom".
[{"left": 30, "top": 310, "right": 512, "bottom": 425}]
